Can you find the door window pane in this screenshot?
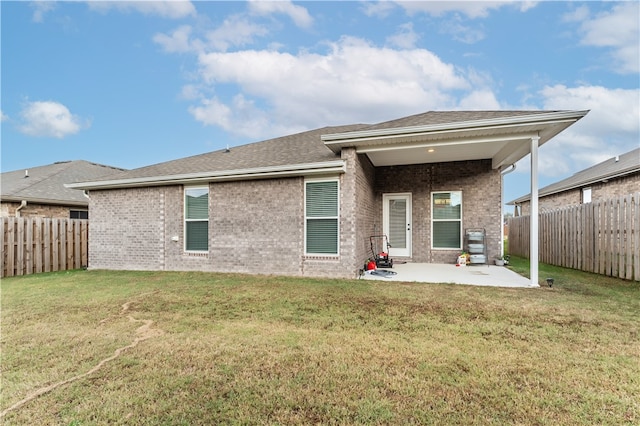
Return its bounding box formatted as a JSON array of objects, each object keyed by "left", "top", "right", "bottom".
[{"left": 388, "top": 199, "right": 406, "bottom": 248}]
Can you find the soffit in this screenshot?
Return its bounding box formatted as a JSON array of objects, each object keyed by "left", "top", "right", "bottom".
[{"left": 323, "top": 111, "right": 589, "bottom": 169}]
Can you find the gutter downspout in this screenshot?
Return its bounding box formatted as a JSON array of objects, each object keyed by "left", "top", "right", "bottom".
[
  {"left": 530, "top": 136, "right": 540, "bottom": 287},
  {"left": 500, "top": 164, "right": 517, "bottom": 258},
  {"left": 15, "top": 200, "right": 27, "bottom": 217}
]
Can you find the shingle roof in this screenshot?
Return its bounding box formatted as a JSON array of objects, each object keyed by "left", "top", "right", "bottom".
[
  {"left": 80, "top": 123, "right": 369, "bottom": 184},
  {"left": 78, "top": 110, "right": 564, "bottom": 187},
  {"left": 1, "top": 160, "right": 125, "bottom": 205},
  {"left": 509, "top": 147, "right": 640, "bottom": 204},
  {"left": 74, "top": 110, "right": 588, "bottom": 189},
  {"left": 360, "top": 110, "right": 554, "bottom": 131}
]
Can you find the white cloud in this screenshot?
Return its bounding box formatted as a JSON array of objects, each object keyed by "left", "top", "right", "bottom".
[
  {"left": 248, "top": 0, "right": 313, "bottom": 29},
  {"left": 153, "top": 25, "right": 201, "bottom": 53},
  {"left": 458, "top": 90, "right": 501, "bottom": 110},
  {"left": 188, "top": 36, "right": 477, "bottom": 138},
  {"left": 30, "top": 1, "right": 56, "bottom": 23},
  {"left": 575, "top": 2, "right": 640, "bottom": 74},
  {"left": 188, "top": 94, "right": 301, "bottom": 140},
  {"left": 0, "top": 110, "right": 8, "bottom": 122},
  {"left": 386, "top": 22, "right": 419, "bottom": 49},
  {"left": 205, "top": 14, "right": 269, "bottom": 52},
  {"left": 442, "top": 19, "right": 485, "bottom": 44},
  {"left": 515, "top": 84, "right": 640, "bottom": 178},
  {"left": 362, "top": 1, "right": 397, "bottom": 18},
  {"left": 87, "top": 0, "right": 196, "bottom": 19},
  {"left": 396, "top": 1, "right": 532, "bottom": 19},
  {"left": 18, "top": 101, "right": 88, "bottom": 138},
  {"left": 154, "top": 16, "right": 269, "bottom": 54}
]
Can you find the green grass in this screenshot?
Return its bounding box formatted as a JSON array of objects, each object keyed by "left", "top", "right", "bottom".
[{"left": 1, "top": 264, "right": 639, "bottom": 425}]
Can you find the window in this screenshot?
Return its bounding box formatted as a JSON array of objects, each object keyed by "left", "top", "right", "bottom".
[
  {"left": 432, "top": 191, "right": 462, "bottom": 249},
  {"left": 582, "top": 187, "right": 592, "bottom": 204},
  {"left": 70, "top": 210, "right": 88, "bottom": 219},
  {"left": 305, "top": 179, "right": 339, "bottom": 255},
  {"left": 185, "top": 186, "right": 209, "bottom": 251}
]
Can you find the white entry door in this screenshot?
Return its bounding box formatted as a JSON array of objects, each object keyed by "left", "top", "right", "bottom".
[{"left": 383, "top": 193, "right": 412, "bottom": 257}]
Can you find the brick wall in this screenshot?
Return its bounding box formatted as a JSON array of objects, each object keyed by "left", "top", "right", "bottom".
[
  {"left": 89, "top": 177, "right": 360, "bottom": 278},
  {"left": 517, "top": 172, "right": 640, "bottom": 215},
  {"left": 353, "top": 152, "right": 378, "bottom": 270},
  {"left": 88, "top": 158, "right": 503, "bottom": 275},
  {"left": 88, "top": 188, "right": 165, "bottom": 270},
  {"left": 208, "top": 178, "right": 303, "bottom": 275},
  {"left": 375, "top": 159, "right": 502, "bottom": 263},
  {"left": 0, "top": 201, "right": 81, "bottom": 219}
]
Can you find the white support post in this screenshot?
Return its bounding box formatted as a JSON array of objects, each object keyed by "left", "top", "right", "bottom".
[{"left": 530, "top": 136, "right": 540, "bottom": 287}]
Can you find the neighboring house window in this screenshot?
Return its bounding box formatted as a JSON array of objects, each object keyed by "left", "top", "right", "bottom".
[
  {"left": 184, "top": 186, "right": 209, "bottom": 252},
  {"left": 432, "top": 191, "right": 462, "bottom": 249},
  {"left": 582, "top": 187, "right": 592, "bottom": 204},
  {"left": 305, "top": 179, "right": 339, "bottom": 255},
  {"left": 70, "top": 210, "right": 88, "bottom": 219}
]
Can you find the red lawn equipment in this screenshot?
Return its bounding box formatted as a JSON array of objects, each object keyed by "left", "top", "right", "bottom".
[{"left": 369, "top": 235, "right": 393, "bottom": 268}]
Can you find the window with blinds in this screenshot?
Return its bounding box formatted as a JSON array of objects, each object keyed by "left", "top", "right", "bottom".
[
  {"left": 305, "top": 180, "right": 339, "bottom": 255},
  {"left": 432, "top": 191, "right": 462, "bottom": 249},
  {"left": 185, "top": 186, "right": 209, "bottom": 252}
]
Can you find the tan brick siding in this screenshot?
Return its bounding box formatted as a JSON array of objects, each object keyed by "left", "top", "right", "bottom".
[
  {"left": 517, "top": 172, "right": 640, "bottom": 215},
  {"left": 0, "top": 201, "right": 83, "bottom": 219},
  {"left": 375, "top": 159, "right": 502, "bottom": 264},
  {"left": 88, "top": 188, "right": 165, "bottom": 270},
  {"left": 87, "top": 158, "right": 502, "bottom": 276}
]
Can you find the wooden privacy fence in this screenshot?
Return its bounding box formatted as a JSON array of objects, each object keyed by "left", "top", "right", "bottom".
[
  {"left": 509, "top": 192, "right": 639, "bottom": 281},
  {"left": 1, "top": 217, "right": 89, "bottom": 278}
]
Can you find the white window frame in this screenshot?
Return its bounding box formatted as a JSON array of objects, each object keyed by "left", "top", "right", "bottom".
[
  {"left": 431, "top": 191, "right": 463, "bottom": 250},
  {"left": 582, "top": 187, "right": 592, "bottom": 204},
  {"left": 304, "top": 177, "right": 340, "bottom": 256},
  {"left": 184, "top": 185, "right": 209, "bottom": 253}
]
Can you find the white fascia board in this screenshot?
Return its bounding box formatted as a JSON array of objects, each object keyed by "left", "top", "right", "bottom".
[
  {"left": 0, "top": 195, "right": 88, "bottom": 207},
  {"left": 65, "top": 161, "right": 346, "bottom": 190},
  {"left": 322, "top": 110, "right": 589, "bottom": 152},
  {"left": 510, "top": 167, "right": 640, "bottom": 204}
]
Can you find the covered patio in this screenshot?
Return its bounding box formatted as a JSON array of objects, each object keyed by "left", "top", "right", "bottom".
[
  {"left": 362, "top": 262, "right": 532, "bottom": 288},
  {"left": 325, "top": 110, "right": 589, "bottom": 287}
]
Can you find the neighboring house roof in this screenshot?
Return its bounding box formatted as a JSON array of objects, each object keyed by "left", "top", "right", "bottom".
[
  {"left": 1, "top": 160, "right": 125, "bottom": 206},
  {"left": 69, "top": 110, "right": 588, "bottom": 191},
  {"left": 508, "top": 147, "right": 640, "bottom": 205}
]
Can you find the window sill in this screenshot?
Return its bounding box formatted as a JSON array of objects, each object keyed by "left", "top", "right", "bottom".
[
  {"left": 303, "top": 255, "right": 340, "bottom": 261},
  {"left": 184, "top": 251, "right": 209, "bottom": 258}
]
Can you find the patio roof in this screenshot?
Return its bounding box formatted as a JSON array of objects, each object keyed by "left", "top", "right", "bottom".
[{"left": 322, "top": 110, "right": 589, "bottom": 170}]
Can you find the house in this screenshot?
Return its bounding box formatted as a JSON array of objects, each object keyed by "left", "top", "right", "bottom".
[
  {"left": 1, "top": 160, "right": 125, "bottom": 219},
  {"left": 509, "top": 147, "right": 640, "bottom": 215},
  {"left": 69, "top": 110, "right": 588, "bottom": 283}
]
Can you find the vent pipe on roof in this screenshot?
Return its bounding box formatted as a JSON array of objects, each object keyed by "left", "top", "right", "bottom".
[
  {"left": 615, "top": 155, "right": 619, "bottom": 162},
  {"left": 25, "top": 169, "right": 29, "bottom": 178}
]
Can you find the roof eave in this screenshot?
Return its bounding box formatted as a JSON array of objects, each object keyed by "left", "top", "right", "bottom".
[
  {"left": 65, "top": 161, "right": 347, "bottom": 191},
  {"left": 508, "top": 166, "right": 640, "bottom": 204},
  {"left": 0, "top": 195, "right": 89, "bottom": 207},
  {"left": 321, "top": 110, "right": 590, "bottom": 153}
]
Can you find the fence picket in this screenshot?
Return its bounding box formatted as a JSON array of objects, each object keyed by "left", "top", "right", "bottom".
[
  {"left": 1, "top": 218, "right": 89, "bottom": 278},
  {"left": 509, "top": 193, "right": 639, "bottom": 281}
]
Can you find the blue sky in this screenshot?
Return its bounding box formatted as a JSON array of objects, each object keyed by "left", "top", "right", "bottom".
[{"left": 2, "top": 1, "right": 639, "bottom": 211}]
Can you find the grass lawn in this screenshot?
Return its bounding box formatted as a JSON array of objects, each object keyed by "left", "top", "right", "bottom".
[{"left": 1, "top": 260, "right": 639, "bottom": 425}]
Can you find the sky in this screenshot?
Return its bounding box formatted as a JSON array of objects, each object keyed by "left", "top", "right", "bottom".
[{"left": 1, "top": 0, "right": 639, "bottom": 213}]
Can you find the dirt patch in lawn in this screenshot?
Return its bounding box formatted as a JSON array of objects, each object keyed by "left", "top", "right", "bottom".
[{"left": 0, "top": 293, "right": 164, "bottom": 418}]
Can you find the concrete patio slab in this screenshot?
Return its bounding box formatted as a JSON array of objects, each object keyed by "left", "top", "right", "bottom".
[{"left": 362, "top": 262, "right": 533, "bottom": 288}]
